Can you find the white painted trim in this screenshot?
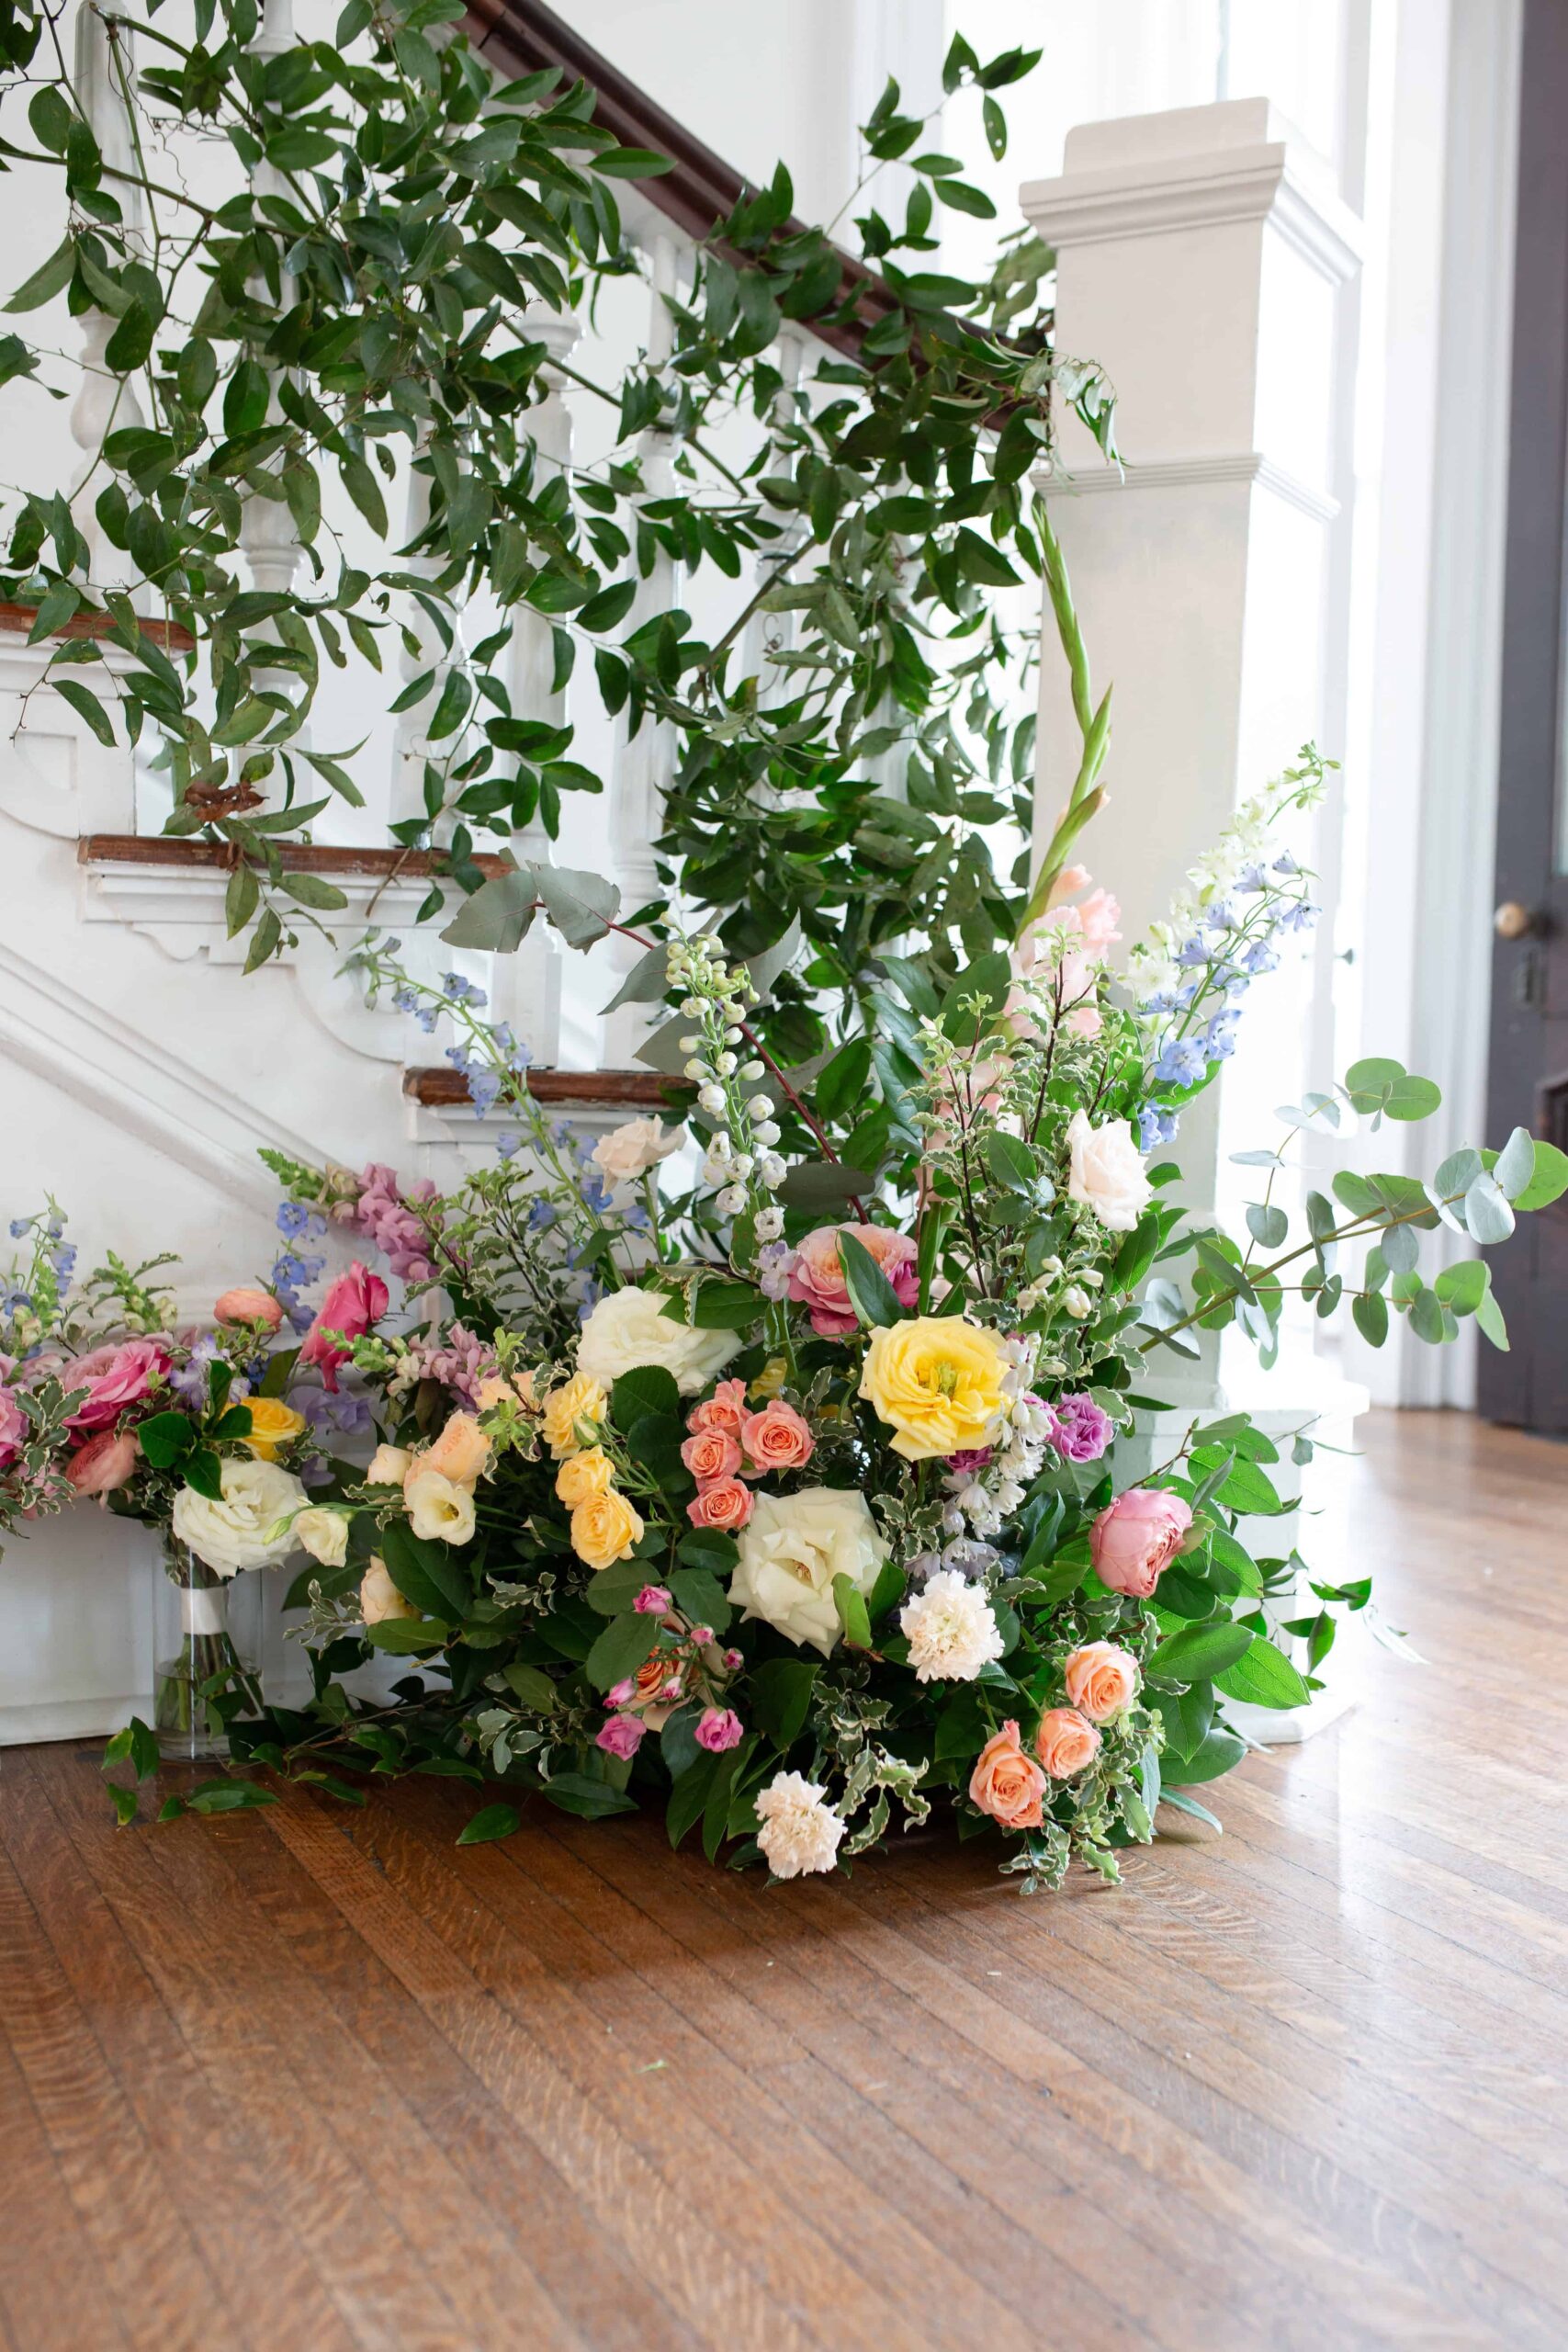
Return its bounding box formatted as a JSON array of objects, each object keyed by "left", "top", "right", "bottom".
[
  {"left": 0, "top": 1693, "right": 151, "bottom": 1746},
  {"left": 77, "top": 854, "right": 436, "bottom": 936},
  {"left": 1036, "top": 449, "right": 1339, "bottom": 526},
  {"left": 1022, "top": 141, "right": 1363, "bottom": 284}
]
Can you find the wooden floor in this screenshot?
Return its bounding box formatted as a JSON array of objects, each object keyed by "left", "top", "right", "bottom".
[{"left": 1, "top": 1410, "right": 1564, "bottom": 2352}]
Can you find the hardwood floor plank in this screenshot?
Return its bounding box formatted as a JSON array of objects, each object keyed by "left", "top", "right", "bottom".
[{"left": 0, "top": 2031, "right": 127, "bottom": 2352}]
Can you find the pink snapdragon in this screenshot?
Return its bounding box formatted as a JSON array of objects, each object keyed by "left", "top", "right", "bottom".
[
  {"left": 352, "top": 1163, "right": 441, "bottom": 1285},
  {"left": 298, "top": 1263, "right": 389, "bottom": 1392}
]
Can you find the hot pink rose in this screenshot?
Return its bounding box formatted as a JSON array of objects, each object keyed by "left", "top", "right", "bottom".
[
  {"left": 1090, "top": 1486, "right": 1193, "bottom": 1600},
  {"left": 0, "top": 1384, "right": 27, "bottom": 1468},
  {"left": 687, "top": 1376, "right": 750, "bottom": 1441},
  {"left": 686, "top": 1477, "right": 753, "bottom": 1532},
  {"left": 968, "top": 1720, "right": 1047, "bottom": 1829},
  {"left": 65, "top": 1428, "right": 140, "bottom": 1498},
  {"left": 213, "top": 1286, "right": 284, "bottom": 1333},
  {"left": 1035, "top": 1707, "right": 1102, "bottom": 1778},
  {"left": 63, "top": 1340, "right": 170, "bottom": 1430},
  {"left": 740, "top": 1399, "right": 814, "bottom": 1476},
  {"left": 695, "top": 1706, "right": 744, "bottom": 1753},
  {"left": 787, "top": 1224, "right": 919, "bottom": 1338},
  {"left": 682, "top": 1427, "right": 742, "bottom": 1484},
  {"left": 298, "top": 1263, "right": 389, "bottom": 1392}
]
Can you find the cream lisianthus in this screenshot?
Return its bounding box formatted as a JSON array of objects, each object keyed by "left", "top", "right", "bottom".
[
  {"left": 576, "top": 1284, "right": 741, "bottom": 1397},
  {"left": 171, "top": 1457, "right": 307, "bottom": 1577},
  {"left": 570, "top": 1488, "right": 645, "bottom": 1571},
  {"left": 555, "top": 1445, "right": 614, "bottom": 1508},
  {"left": 541, "top": 1372, "right": 608, "bottom": 1460},
  {"left": 404, "top": 1469, "right": 476, "bottom": 1544},
  {"left": 858, "top": 1317, "right": 1009, "bottom": 1463},
  {"left": 730, "top": 1487, "right": 886, "bottom": 1656},
  {"left": 293, "top": 1505, "right": 348, "bottom": 1569}
]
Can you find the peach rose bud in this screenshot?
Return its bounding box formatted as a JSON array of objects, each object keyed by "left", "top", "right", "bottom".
[
  {"left": 1062, "top": 1641, "right": 1140, "bottom": 1723},
  {"left": 213, "top": 1285, "right": 284, "bottom": 1332},
  {"left": 967, "top": 1719, "right": 1047, "bottom": 1830},
  {"left": 1035, "top": 1707, "right": 1102, "bottom": 1779}
]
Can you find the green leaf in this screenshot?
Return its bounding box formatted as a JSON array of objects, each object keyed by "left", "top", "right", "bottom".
[
  {"left": 595, "top": 147, "right": 677, "bottom": 177},
  {"left": 1147, "top": 1622, "right": 1252, "bottom": 1683},
  {"left": 836, "top": 1227, "right": 905, "bottom": 1329},
  {"left": 1462, "top": 1171, "right": 1514, "bottom": 1247},
  {"left": 984, "top": 1130, "right": 1038, "bottom": 1193},
  {"left": 749, "top": 1657, "right": 819, "bottom": 1748},
  {"left": 577, "top": 579, "right": 637, "bottom": 630},
  {"left": 1494, "top": 1124, "right": 1536, "bottom": 1201},
  {"left": 51, "top": 675, "right": 116, "bottom": 745},
  {"left": 832, "top": 1572, "right": 874, "bottom": 1648},
  {"left": 544, "top": 1772, "right": 637, "bottom": 1820},
  {"left": 6, "top": 235, "right": 77, "bottom": 313},
  {"left": 670, "top": 1566, "right": 731, "bottom": 1635},
  {"left": 610, "top": 1363, "right": 680, "bottom": 1427},
  {"left": 1214, "top": 1635, "right": 1311, "bottom": 1710},
  {"left": 1165, "top": 1726, "right": 1246, "bottom": 1786},
  {"left": 501, "top": 1663, "right": 558, "bottom": 1712},
  {"left": 667, "top": 1755, "right": 718, "bottom": 1848},
  {"left": 1351, "top": 1289, "right": 1389, "bottom": 1347},
  {"left": 1159, "top": 1789, "right": 1223, "bottom": 1833},
  {"left": 584, "top": 1610, "right": 661, "bottom": 1692},
  {"left": 184, "top": 1781, "right": 279, "bottom": 1815},
  {"left": 136, "top": 1409, "right": 193, "bottom": 1468},
  {"left": 457, "top": 1803, "right": 521, "bottom": 1845},
  {"left": 378, "top": 1519, "right": 470, "bottom": 1620},
  {"left": 1510, "top": 1139, "right": 1568, "bottom": 1213},
  {"left": 364, "top": 1618, "right": 450, "bottom": 1652}
]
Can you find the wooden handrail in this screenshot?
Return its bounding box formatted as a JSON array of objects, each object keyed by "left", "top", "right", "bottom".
[
  {"left": 407, "top": 1066, "right": 671, "bottom": 1109},
  {"left": 1, "top": 602, "right": 195, "bottom": 652},
  {"left": 460, "top": 0, "right": 896, "bottom": 361},
  {"left": 78, "top": 834, "right": 510, "bottom": 880}
]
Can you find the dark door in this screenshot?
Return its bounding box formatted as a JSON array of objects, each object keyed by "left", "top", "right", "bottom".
[{"left": 1482, "top": 0, "right": 1568, "bottom": 1431}]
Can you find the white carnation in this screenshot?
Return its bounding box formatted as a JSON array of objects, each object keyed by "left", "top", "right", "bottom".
[
  {"left": 171, "top": 1457, "right": 307, "bottom": 1579},
  {"left": 755, "top": 1771, "right": 844, "bottom": 1880},
  {"left": 577, "top": 1284, "right": 742, "bottom": 1396},
  {"left": 731, "top": 1487, "right": 886, "bottom": 1656},
  {"left": 898, "top": 1567, "right": 1005, "bottom": 1683}
]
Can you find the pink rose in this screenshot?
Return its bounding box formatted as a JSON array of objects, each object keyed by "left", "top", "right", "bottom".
[
  {"left": 681, "top": 1427, "right": 741, "bottom": 1484},
  {"left": 687, "top": 1377, "right": 750, "bottom": 1441},
  {"left": 1089, "top": 1486, "right": 1193, "bottom": 1599},
  {"left": 686, "top": 1477, "right": 753, "bottom": 1532},
  {"left": 739, "top": 1399, "right": 814, "bottom": 1476},
  {"left": 63, "top": 1340, "right": 170, "bottom": 1430},
  {"left": 787, "top": 1225, "right": 919, "bottom": 1338},
  {"left": 1034, "top": 1707, "right": 1102, "bottom": 1779},
  {"left": 213, "top": 1286, "right": 284, "bottom": 1333},
  {"left": 1062, "top": 1642, "right": 1140, "bottom": 1723},
  {"left": 0, "top": 1384, "right": 25, "bottom": 1468},
  {"left": 695, "top": 1707, "right": 744, "bottom": 1753},
  {"left": 298, "top": 1263, "right": 389, "bottom": 1391},
  {"left": 65, "top": 1428, "right": 140, "bottom": 1499},
  {"left": 633, "top": 1584, "right": 672, "bottom": 1615},
  {"left": 968, "top": 1720, "right": 1047, "bottom": 1830},
  {"left": 596, "top": 1713, "right": 646, "bottom": 1759}
]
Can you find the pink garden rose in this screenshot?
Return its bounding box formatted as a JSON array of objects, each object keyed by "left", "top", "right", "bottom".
[
  {"left": 0, "top": 1383, "right": 27, "bottom": 1468},
  {"left": 213, "top": 1286, "right": 284, "bottom": 1332},
  {"left": 1051, "top": 1394, "right": 1113, "bottom": 1464},
  {"left": 596, "top": 1713, "right": 647, "bottom": 1759},
  {"left": 65, "top": 1428, "right": 139, "bottom": 1498},
  {"left": 62, "top": 1339, "right": 170, "bottom": 1431},
  {"left": 298, "top": 1263, "right": 389, "bottom": 1391},
  {"left": 787, "top": 1224, "right": 919, "bottom": 1338},
  {"left": 1089, "top": 1485, "right": 1193, "bottom": 1599},
  {"left": 1035, "top": 1707, "right": 1102, "bottom": 1779},
  {"left": 739, "top": 1400, "right": 814, "bottom": 1476}
]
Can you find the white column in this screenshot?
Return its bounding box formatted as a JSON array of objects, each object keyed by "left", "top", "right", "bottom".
[{"left": 69, "top": 5, "right": 144, "bottom": 590}]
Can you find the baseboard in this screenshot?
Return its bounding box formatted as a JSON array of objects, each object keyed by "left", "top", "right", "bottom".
[{"left": 0, "top": 1693, "right": 151, "bottom": 1747}]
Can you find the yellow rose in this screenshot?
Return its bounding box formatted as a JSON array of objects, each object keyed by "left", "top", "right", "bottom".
[
  {"left": 542, "top": 1372, "right": 608, "bottom": 1459},
  {"left": 858, "top": 1317, "right": 1009, "bottom": 1462},
  {"left": 242, "top": 1396, "right": 307, "bottom": 1461},
  {"left": 556, "top": 1445, "right": 615, "bottom": 1508},
  {"left": 570, "top": 1488, "right": 645, "bottom": 1571}
]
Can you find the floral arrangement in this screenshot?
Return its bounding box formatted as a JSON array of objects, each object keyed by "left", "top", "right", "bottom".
[{"left": 6, "top": 755, "right": 1558, "bottom": 1883}]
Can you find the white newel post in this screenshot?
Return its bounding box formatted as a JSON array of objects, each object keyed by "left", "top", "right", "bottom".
[{"left": 1022, "top": 101, "right": 1367, "bottom": 1739}]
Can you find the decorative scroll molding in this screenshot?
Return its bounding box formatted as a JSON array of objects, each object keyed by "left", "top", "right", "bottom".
[{"left": 1036, "top": 449, "right": 1339, "bottom": 526}]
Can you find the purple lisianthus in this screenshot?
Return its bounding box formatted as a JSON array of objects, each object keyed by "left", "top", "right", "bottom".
[
  {"left": 1051, "top": 1393, "right": 1114, "bottom": 1464},
  {"left": 945, "top": 1446, "right": 994, "bottom": 1475}
]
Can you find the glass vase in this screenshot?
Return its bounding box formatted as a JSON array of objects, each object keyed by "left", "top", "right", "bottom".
[{"left": 152, "top": 1537, "right": 263, "bottom": 1763}]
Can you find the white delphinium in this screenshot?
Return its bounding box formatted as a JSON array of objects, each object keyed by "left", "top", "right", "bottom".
[
  {"left": 755, "top": 1772, "right": 845, "bottom": 1879},
  {"left": 899, "top": 1568, "right": 1006, "bottom": 1684}
]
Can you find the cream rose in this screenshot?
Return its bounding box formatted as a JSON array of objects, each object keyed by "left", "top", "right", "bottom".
[
  {"left": 413, "top": 1411, "right": 491, "bottom": 1488},
  {"left": 577, "top": 1284, "right": 742, "bottom": 1397},
  {"left": 293, "top": 1505, "right": 348, "bottom": 1569},
  {"left": 404, "top": 1468, "right": 476, "bottom": 1544},
  {"left": 1064, "top": 1110, "right": 1153, "bottom": 1233},
  {"left": 171, "top": 1457, "right": 307, "bottom": 1578},
  {"left": 367, "top": 1442, "right": 413, "bottom": 1486},
  {"left": 360, "top": 1556, "right": 419, "bottom": 1626},
  {"left": 731, "top": 1487, "right": 886, "bottom": 1657},
  {"left": 591, "top": 1116, "right": 685, "bottom": 1186}
]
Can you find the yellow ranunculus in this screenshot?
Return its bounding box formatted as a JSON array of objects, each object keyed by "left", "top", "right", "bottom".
[
  {"left": 542, "top": 1372, "right": 608, "bottom": 1460},
  {"left": 858, "top": 1317, "right": 1010, "bottom": 1463},
  {"left": 242, "top": 1396, "right": 307, "bottom": 1461},
  {"left": 556, "top": 1444, "right": 615, "bottom": 1508},
  {"left": 570, "top": 1488, "right": 645, "bottom": 1571}
]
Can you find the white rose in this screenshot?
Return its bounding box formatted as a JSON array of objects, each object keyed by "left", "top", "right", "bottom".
[
  {"left": 171, "top": 1457, "right": 307, "bottom": 1579},
  {"left": 898, "top": 1568, "right": 1005, "bottom": 1683},
  {"left": 360, "top": 1556, "right": 419, "bottom": 1625},
  {"left": 404, "top": 1469, "right": 476, "bottom": 1544},
  {"left": 591, "top": 1116, "right": 685, "bottom": 1186},
  {"left": 1065, "top": 1110, "right": 1153, "bottom": 1233},
  {"left": 755, "top": 1771, "right": 844, "bottom": 1880},
  {"left": 731, "top": 1487, "right": 886, "bottom": 1657},
  {"left": 367, "top": 1442, "right": 413, "bottom": 1486},
  {"left": 293, "top": 1506, "right": 348, "bottom": 1569},
  {"left": 576, "top": 1284, "right": 742, "bottom": 1396}
]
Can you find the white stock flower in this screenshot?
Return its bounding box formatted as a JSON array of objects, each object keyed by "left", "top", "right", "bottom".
[
  {"left": 1065, "top": 1110, "right": 1153, "bottom": 1233},
  {"left": 577, "top": 1283, "right": 742, "bottom": 1396},
  {"left": 898, "top": 1567, "right": 1006, "bottom": 1683},
  {"left": 731, "top": 1487, "right": 886, "bottom": 1656},
  {"left": 755, "top": 1771, "right": 844, "bottom": 1880},
  {"left": 171, "top": 1457, "right": 307, "bottom": 1578},
  {"left": 405, "top": 1469, "right": 476, "bottom": 1544},
  {"left": 294, "top": 1505, "right": 348, "bottom": 1568},
  {"left": 591, "top": 1117, "right": 685, "bottom": 1186}
]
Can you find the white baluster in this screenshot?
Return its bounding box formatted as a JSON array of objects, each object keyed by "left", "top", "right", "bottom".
[
  {"left": 741, "top": 326, "right": 807, "bottom": 701},
  {"left": 389, "top": 440, "right": 445, "bottom": 831},
  {"left": 69, "top": 5, "right": 144, "bottom": 590}
]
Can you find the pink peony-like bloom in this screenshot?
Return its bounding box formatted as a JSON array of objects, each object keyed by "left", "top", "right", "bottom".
[
  {"left": 0, "top": 1383, "right": 26, "bottom": 1468},
  {"left": 686, "top": 1477, "right": 753, "bottom": 1533},
  {"left": 1035, "top": 1706, "right": 1102, "bottom": 1779},
  {"left": 297, "top": 1263, "right": 389, "bottom": 1392},
  {"left": 65, "top": 1427, "right": 139, "bottom": 1499},
  {"left": 787, "top": 1224, "right": 919, "bottom": 1338},
  {"left": 633, "top": 1584, "right": 672, "bottom": 1616},
  {"left": 63, "top": 1339, "right": 170, "bottom": 1431},
  {"left": 1090, "top": 1485, "right": 1193, "bottom": 1599},
  {"left": 213, "top": 1286, "right": 284, "bottom": 1333},
  {"left": 682, "top": 1427, "right": 742, "bottom": 1485},
  {"left": 596, "top": 1713, "right": 647, "bottom": 1759},
  {"left": 739, "top": 1399, "right": 814, "bottom": 1476},
  {"left": 1051, "top": 1393, "right": 1114, "bottom": 1464},
  {"left": 687, "top": 1377, "right": 750, "bottom": 1441},
  {"left": 695, "top": 1707, "right": 744, "bottom": 1753}
]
